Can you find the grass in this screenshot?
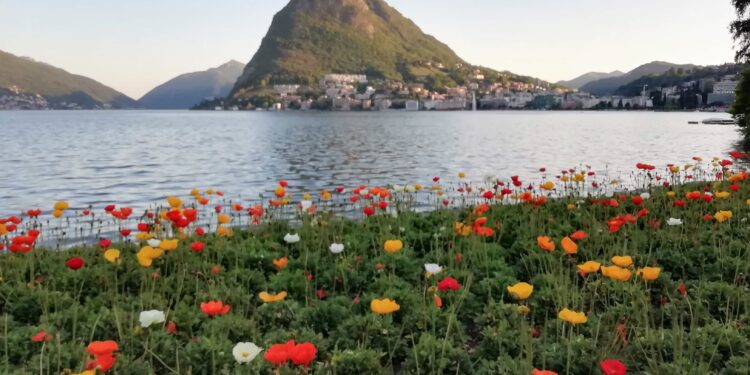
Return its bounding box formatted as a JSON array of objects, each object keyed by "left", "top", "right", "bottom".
[{"left": 1, "top": 159, "right": 750, "bottom": 374}]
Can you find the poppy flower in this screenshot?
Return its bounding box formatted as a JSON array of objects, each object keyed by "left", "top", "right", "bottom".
[
  {"left": 290, "top": 342, "right": 317, "bottom": 367},
  {"left": 165, "top": 321, "right": 178, "bottom": 334},
  {"left": 190, "top": 241, "right": 205, "bottom": 252},
  {"left": 137, "top": 223, "right": 149, "bottom": 232},
  {"left": 138, "top": 310, "right": 166, "bottom": 328},
  {"left": 600, "top": 359, "right": 627, "bottom": 375},
  {"left": 264, "top": 340, "right": 295, "bottom": 366},
  {"left": 272, "top": 257, "right": 288, "bottom": 271},
  {"left": 370, "top": 298, "right": 400, "bottom": 315},
  {"left": 636, "top": 267, "right": 661, "bottom": 281},
  {"left": 195, "top": 227, "right": 206, "bottom": 236},
  {"left": 98, "top": 239, "right": 112, "bottom": 249},
  {"left": 329, "top": 243, "right": 344, "bottom": 254},
  {"left": 86, "top": 354, "right": 116, "bottom": 372},
  {"left": 537, "top": 236, "right": 555, "bottom": 252},
  {"left": 558, "top": 308, "right": 587, "bottom": 325},
  {"left": 577, "top": 261, "right": 601, "bottom": 274},
  {"left": 714, "top": 210, "right": 733, "bottom": 223},
  {"left": 232, "top": 342, "right": 262, "bottom": 364},
  {"left": 258, "top": 291, "right": 288, "bottom": 303},
  {"left": 437, "top": 276, "right": 461, "bottom": 291},
  {"left": 601, "top": 265, "right": 632, "bottom": 281},
  {"left": 533, "top": 370, "right": 558, "bottom": 375},
  {"left": 103, "top": 249, "right": 120, "bottom": 264},
  {"left": 284, "top": 233, "right": 300, "bottom": 244},
  {"left": 86, "top": 340, "right": 119, "bottom": 357},
  {"left": 363, "top": 207, "right": 375, "bottom": 216},
  {"left": 561, "top": 237, "right": 578, "bottom": 254},
  {"left": 384, "top": 240, "right": 403, "bottom": 253},
  {"left": 570, "top": 230, "right": 587, "bottom": 240},
  {"left": 507, "top": 282, "right": 533, "bottom": 300},
  {"left": 66, "top": 257, "right": 84, "bottom": 270},
  {"left": 433, "top": 293, "right": 443, "bottom": 308},
  {"left": 31, "top": 331, "right": 52, "bottom": 342},
  {"left": 611, "top": 256, "right": 633, "bottom": 268},
  {"left": 200, "top": 300, "right": 230, "bottom": 316}
]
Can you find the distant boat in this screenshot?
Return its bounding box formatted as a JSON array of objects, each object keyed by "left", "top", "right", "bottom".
[
  {"left": 701, "top": 118, "right": 736, "bottom": 125},
  {"left": 687, "top": 121, "right": 699, "bottom": 124}
]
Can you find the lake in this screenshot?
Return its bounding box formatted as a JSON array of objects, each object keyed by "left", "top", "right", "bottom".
[{"left": 0, "top": 110, "right": 739, "bottom": 215}]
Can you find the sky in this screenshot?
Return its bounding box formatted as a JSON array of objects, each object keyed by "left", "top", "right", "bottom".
[{"left": 0, "top": 0, "right": 738, "bottom": 98}]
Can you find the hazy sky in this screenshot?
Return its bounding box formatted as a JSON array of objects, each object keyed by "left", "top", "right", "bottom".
[{"left": 0, "top": 0, "right": 737, "bottom": 98}]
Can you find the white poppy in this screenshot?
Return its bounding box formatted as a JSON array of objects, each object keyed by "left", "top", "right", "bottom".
[
  {"left": 703, "top": 192, "right": 713, "bottom": 197},
  {"left": 138, "top": 310, "right": 166, "bottom": 328},
  {"left": 392, "top": 185, "right": 403, "bottom": 192},
  {"left": 359, "top": 189, "right": 369, "bottom": 196},
  {"left": 284, "top": 233, "right": 300, "bottom": 243},
  {"left": 147, "top": 239, "right": 161, "bottom": 248},
  {"left": 404, "top": 185, "right": 416, "bottom": 193},
  {"left": 232, "top": 342, "right": 262, "bottom": 363},
  {"left": 640, "top": 192, "right": 651, "bottom": 200},
  {"left": 424, "top": 263, "right": 443, "bottom": 275},
  {"left": 300, "top": 200, "right": 313, "bottom": 210},
  {"left": 329, "top": 243, "right": 344, "bottom": 254},
  {"left": 667, "top": 218, "right": 683, "bottom": 226}
]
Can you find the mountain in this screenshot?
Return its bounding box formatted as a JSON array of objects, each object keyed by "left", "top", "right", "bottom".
[
  {"left": 230, "top": 0, "right": 555, "bottom": 101},
  {"left": 138, "top": 61, "right": 245, "bottom": 109},
  {"left": 579, "top": 61, "right": 698, "bottom": 96},
  {"left": 557, "top": 71, "right": 624, "bottom": 89},
  {"left": 0, "top": 49, "right": 135, "bottom": 109},
  {"left": 615, "top": 63, "right": 743, "bottom": 96}
]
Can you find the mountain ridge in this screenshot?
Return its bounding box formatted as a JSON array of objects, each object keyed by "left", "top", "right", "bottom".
[
  {"left": 0, "top": 49, "right": 135, "bottom": 109},
  {"left": 138, "top": 61, "right": 245, "bottom": 109},
  {"left": 579, "top": 61, "right": 698, "bottom": 95},
  {"left": 557, "top": 71, "right": 624, "bottom": 89}
]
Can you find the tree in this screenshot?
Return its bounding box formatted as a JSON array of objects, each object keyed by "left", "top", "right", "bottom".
[{"left": 731, "top": 0, "right": 750, "bottom": 143}]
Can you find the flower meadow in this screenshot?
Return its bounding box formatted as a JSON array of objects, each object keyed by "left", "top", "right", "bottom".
[{"left": 2, "top": 154, "right": 750, "bottom": 374}]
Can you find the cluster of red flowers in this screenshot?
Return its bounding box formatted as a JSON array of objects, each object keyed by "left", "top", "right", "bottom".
[
  {"left": 263, "top": 340, "right": 317, "bottom": 368},
  {"left": 105, "top": 205, "right": 133, "bottom": 220},
  {"left": 85, "top": 340, "right": 119, "bottom": 373}
]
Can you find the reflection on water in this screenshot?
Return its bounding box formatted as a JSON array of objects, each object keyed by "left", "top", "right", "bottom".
[{"left": 0, "top": 110, "right": 738, "bottom": 214}]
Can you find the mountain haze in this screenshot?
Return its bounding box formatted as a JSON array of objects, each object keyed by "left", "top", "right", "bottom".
[
  {"left": 138, "top": 61, "right": 245, "bottom": 109},
  {"left": 557, "top": 71, "right": 624, "bottom": 89},
  {"left": 230, "top": 0, "right": 554, "bottom": 100},
  {"left": 0, "top": 49, "right": 135, "bottom": 109},
  {"left": 579, "top": 61, "right": 698, "bottom": 95}
]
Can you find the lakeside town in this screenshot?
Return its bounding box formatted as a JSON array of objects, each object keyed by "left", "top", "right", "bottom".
[{"left": 199, "top": 70, "right": 740, "bottom": 112}]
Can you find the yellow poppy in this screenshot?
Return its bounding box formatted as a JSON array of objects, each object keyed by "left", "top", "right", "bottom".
[
  {"left": 136, "top": 246, "right": 163, "bottom": 267},
  {"left": 714, "top": 210, "right": 733, "bottom": 223},
  {"left": 715, "top": 191, "right": 731, "bottom": 199},
  {"left": 258, "top": 291, "right": 288, "bottom": 303},
  {"left": 103, "top": 249, "right": 121, "bottom": 264},
  {"left": 601, "top": 265, "right": 632, "bottom": 281},
  {"left": 541, "top": 181, "right": 555, "bottom": 191},
  {"left": 370, "top": 298, "right": 400, "bottom": 315},
  {"left": 52, "top": 210, "right": 63, "bottom": 218},
  {"left": 217, "top": 214, "right": 230, "bottom": 224},
  {"left": 517, "top": 305, "right": 530, "bottom": 315},
  {"left": 611, "top": 256, "right": 633, "bottom": 268},
  {"left": 53, "top": 201, "right": 69, "bottom": 210},
  {"left": 507, "top": 282, "right": 534, "bottom": 300},
  {"left": 666, "top": 191, "right": 676, "bottom": 198},
  {"left": 167, "top": 196, "right": 182, "bottom": 208},
  {"left": 561, "top": 237, "right": 578, "bottom": 254},
  {"left": 217, "top": 226, "right": 233, "bottom": 237},
  {"left": 135, "top": 232, "right": 153, "bottom": 241},
  {"left": 159, "top": 239, "right": 179, "bottom": 251},
  {"left": 637, "top": 267, "right": 661, "bottom": 281},
  {"left": 577, "top": 261, "right": 601, "bottom": 274},
  {"left": 453, "top": 222, "right": 471, "bottom": 237},
  {"left": 558, "top": 308, "right": 587, "bottom": 325},
  {"left": 384, "top": 240, "right": 403, "bottom": 253}
]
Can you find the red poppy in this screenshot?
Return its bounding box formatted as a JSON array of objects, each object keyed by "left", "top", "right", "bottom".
[
  {"left": 316, "top": 289, "right": 326, "bottom": 299},
  {"left": 137, "top": 223, "right": 149, "bottom": 232},
  {"left": 119, "top": 229, "right": 131, "bottom": 237},
  {"left": 570, "top": 230, "right": 587, "bottom": 241},
  {"left": 99, "top": 239, "right": 112, "bottom": 249},
  {"left": 27, "top": 209, "right": 42, "bottom": 217},
  {"left": 599, "top": 359, "right": 627, "bottom": 375},
  {"left": 31, "top": 331, "right": 52, "bottom": 342},
  {"left": 378, "top": 201, "right": 388, "bottom": 210},
  {"left": 437, "top": 276, "right": 461, "bottom": 291},
  {"left": 677, "top": 282, "right": 687, "bottom": 297},
  {"left": 165, "top": 321, "right": 178, "bottom": 334},
  {"left": 66, "top": 257, "right": 84, "bottom": 270},
  {"left": 290, "top": 342, "right": 317, "bottom": 367},
  {"left": 190, "top": 241, "right": 205, "bottom": 252},
  {"left": 28, "top": 229, "right": 41, "bottom": 238},
  {"left": 264, "top": 340, "right": 295, "bottom": 366},
  {"left": 482, "top": 191, "right": 494, "bottom": 199},
  {"left": 87, "top": 340, "right": 119, "bottom": 357},
  {"left": 200, "top": 300, "right": 230, "bottom": 316},
  {"left": 672, "top": 200, "right": 686, "bottom": 208},
  {"left": 637, "top": 208, "right": 649, "bottom": 217},
  {"left": 703, "top": 214, "right": 714, "bottom": 221},
  {"left": 87, "top": 354, "right": 116, "bottom": 372},
  {"left": 279, "top": 180, "right": 289, "bottom": 188},
  {"left": 363, "top": 207, "right": 375, "bottom": 216},
  {"left": 433, "top": 293, "right": 443, "bottom": 308},
  {"left": 82, "top": 210, "right": 90, "bottom": 216},
  {"left": 630, "top": 196, "right": 643, "bottom": 205}
]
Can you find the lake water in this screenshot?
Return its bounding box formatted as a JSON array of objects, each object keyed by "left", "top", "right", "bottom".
[{"left": 0, "top": 110, "right": 740, "bottom": 215}]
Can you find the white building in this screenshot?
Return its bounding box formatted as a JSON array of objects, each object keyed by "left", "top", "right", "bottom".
[{"left": 405, "top": 100, "right": 420, "bottom": 111}]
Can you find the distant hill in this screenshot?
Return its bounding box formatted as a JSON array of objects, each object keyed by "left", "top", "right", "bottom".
[
  {"left": 0, "top": 49, "right": 135, "bottom": 109},
  {"left": 230, "top": 0, "right": 556, "bottom": 101},
  {"left": 557, "top": 71, "right": 624, "bottom": 89},
  {"left": 579, "top": 61, "right": 698, "bottom": 95},
  {"left": 138, "top": 61, "right": 245, "bottom": 109},
  {"left": 615, "top": 63, "right": 744, "bottom": 96}
]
